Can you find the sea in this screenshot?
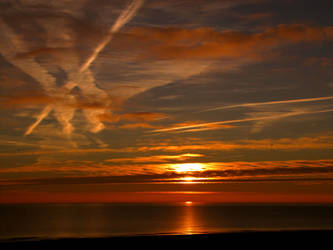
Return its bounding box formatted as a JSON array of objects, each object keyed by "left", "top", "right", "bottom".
[{"left": 1, "top": 203, "right": 333, "bottom": 240}]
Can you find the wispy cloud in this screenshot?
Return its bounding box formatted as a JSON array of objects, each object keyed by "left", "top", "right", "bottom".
[
  {"left": 154, "top": 121, "right": 234, "bottom": 133},
  {"left": 1, "top": 134, "right": 333, "bottom": 158},
  {"left": 33, "top": 0, "right": 145, "bottom": 135},
  {"left": 117, "top": 123, "right": 157, "bottom": 129},
  {"left": 122, "top": 24, "right": 333, "bottom": 60},
  {"left": 139, "top": 135, "right": 333, "bottom": 152},
  {"left": 152, "top": 108, "right": 333, "bottom": 133},
  {"left": 79, "top": 0, "right": 145, "bottom": 72},
  {"left": 198, "top": 96, "right": 333, "bottom": 113},
  {"left": 98, "top": 111, "right": 169, "bottom": 130},
  {"left": 99, "top": 112, "right": 168, "bottom": 123},
  {"left": 1, "top": 160, "right": 333, "bottom": 185},
  {"left": 0, "top": 1, "right": 145, "bottom": 136},
  {"left": 106, "top": 153, "right": 203, "bottom": 163}
]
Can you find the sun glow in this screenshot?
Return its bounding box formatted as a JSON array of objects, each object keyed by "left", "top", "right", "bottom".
[
  {"left": 173, "top": 163, "right": 205, "bottom": 173},
  {"left": 182, "top": 176, "right": 198, "bottom": 182}
]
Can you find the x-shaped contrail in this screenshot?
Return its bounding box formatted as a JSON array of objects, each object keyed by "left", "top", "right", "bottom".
[{"left": 0, "top": 0, "right": 145, "bottom": 135}]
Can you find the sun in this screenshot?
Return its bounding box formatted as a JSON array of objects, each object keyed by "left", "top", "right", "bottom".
[
  {"left": 185, "top": 201, "right": 193, "bottom": 206},
  {"left": 173, "top": 163, "right": 205, "bottom": 173}
]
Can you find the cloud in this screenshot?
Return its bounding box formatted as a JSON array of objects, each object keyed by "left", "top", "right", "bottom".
[
  {"left": 199, "top": 96, "right": 333, "bottom": 113},
  {"left": 100, "top": 112, "right": 169, "bottom": 123},
  {"left": 0, "top": 18, "right": 76, "bottom": 135},
  {"left": 1, "top": 134, "right": 332, "bottom": 158},
  {"left": 0, "top": 1, "right": 146, "bottom": 136},
  {"left": 117, "top": 123, "right": 157, "bottom": 129},
  {"left": 152, "top": 108, "right": 333, "bottom": 133},
  {"left": 121, "top": 24, "right": 333, "bottom": 60},
  {"left": 1, "top": 159, "right": 333, "bottom": 186},
  {"left": 146, "top": 0, "right": 269, "bottom": 19},
  {"left": 239, "top": 12, "right": 273, "bottom": 21},
  {"left": 79, "top": 0, "right": 145, "bottom": 72},
  {"left": 120, "top": 112, "right": 168, "bottom": 121},
  {"left": 135, "top": 135, "right": 333, "bottom": 152},
  {"left": 98, "top": 111, "right": 169, "bottom": 129},
  {"left": 157, "top": 121, "right": 234, "bottom": 133},
  {"left": 305, "top": 57, "right": 333, "bottom": 67},
  {"left": 0, "top": 75, "right": 27, "bottom": 88},
  {"left": 194, "top": 160, "right": 333, "bottom": 180},
  {"left": 0, "top": 93, "right": 55, "bottom": 108},
  {"left": 0, "top": 88, "right": 117, "bottom": 113},
  {"left": 15, "top": 47, "right": 73, "bottom": 60},
  {"left": 105, "top": 153, "right": 204, "bottom": 164}
]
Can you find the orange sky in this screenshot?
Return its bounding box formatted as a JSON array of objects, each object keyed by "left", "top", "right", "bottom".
[{"left": 1, "top": 0, "right": 333, "bottom": 204}]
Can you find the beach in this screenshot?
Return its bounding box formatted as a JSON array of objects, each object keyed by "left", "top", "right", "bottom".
[{"left": 1, "top": 230, "right": 333, "bottom": 248}]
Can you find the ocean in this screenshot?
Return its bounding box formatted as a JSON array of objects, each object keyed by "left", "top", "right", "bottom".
[{"left": 1, "top": 203, "right": 333, "bottom": 240}]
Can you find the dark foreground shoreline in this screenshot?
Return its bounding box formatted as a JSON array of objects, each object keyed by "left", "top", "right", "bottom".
[{"left": 1, "top": 230, "right": 333, "bottom": 248}]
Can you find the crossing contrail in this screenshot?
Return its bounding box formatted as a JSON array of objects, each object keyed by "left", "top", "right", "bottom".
[
  {"left": 24, "top": 106, "right": 53, "bottom": 136},
  {"left": 80, "top": 0, "right": 145, "bottom": 73},
  {"left": 0, "top": 19, "right": 60, "bottom": 136},
  {"left": 23, "top": 0, "right": 145, "bottom": 135}
]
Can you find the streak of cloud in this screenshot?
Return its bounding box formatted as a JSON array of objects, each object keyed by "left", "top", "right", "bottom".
[
  {"left": 0, "top": 19, "right": 69, "bottom": 135},
  {"left": 105, "top": 153, "right": 204, "bottom": 163},
  {"left": 198, "top": 96, "right": 333, "bottom": 113},
  {"left": 80, "top": 0, "right": 145, "bottom": 72},
  {"left": 1, "top": 160, "right": 333, "bottom": 185},
  {"left": 152, "top": 108, "right": 333, "bottom": 133},
  {"left": 22, "top": 0, "right": 145, "bottom": 135},
  {"left": 151, "top": 109, "right": 333, "bottom": 133},
  {"left": 122, "top": 24, "right": 333, "bottom": 60},
  {"left": 1, "top": 134, "right": 333, "bottom": 157},
  {"left": 0, "top": 19, "right": 57, "bottom": 97},
  {"left": 24, "top": 106, "right": 53, "bottom": 136},
  {"left": 0, "top": 18, "right": 77, "bottom": 135}
]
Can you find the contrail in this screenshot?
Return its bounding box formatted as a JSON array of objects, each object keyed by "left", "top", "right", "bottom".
[
  {"left": 80, "top": 0, "right": 145, "bottom": 73},
  {"left": 24, "top": 0, "right": 145, "bottom": 135},
  {"left": 0, "top": 19, "right": 60, "bottom": 135},
  {"left": 0, "top": 19, "right": 57, "bottom": 94},
  {"left": 25, "top": 105, "right": 53, "bottom": 135},
  {"left": 198, "top": 96, "right": 333, "bottom": 113},
  {"left": 153, "top": 108, "right": 333, "bottom": 133}
]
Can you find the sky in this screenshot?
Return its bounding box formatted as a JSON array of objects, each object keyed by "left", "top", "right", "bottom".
[{"left": 0, "top": 0, "right": 333, "bottom": 203}]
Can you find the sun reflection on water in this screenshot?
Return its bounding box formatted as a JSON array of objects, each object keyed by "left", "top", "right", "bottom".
[
  {"left": 182, "top": 201, "right": 195, "bottom": 235},
  {"left": 179, "top": 201, "right": 207, "bottom": 235}
]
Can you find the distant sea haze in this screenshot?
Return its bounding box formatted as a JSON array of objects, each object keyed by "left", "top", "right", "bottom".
[{"left": 1, "top": 203, "right": 333, "bottom": 240}]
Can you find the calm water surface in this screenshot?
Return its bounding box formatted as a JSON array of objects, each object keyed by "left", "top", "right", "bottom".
[{"left": 1, "top": 203, "right": 333, "bottom": 239}]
